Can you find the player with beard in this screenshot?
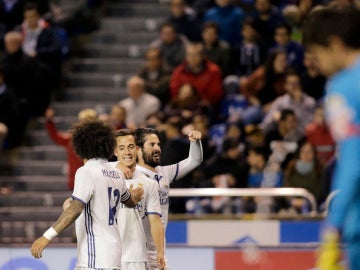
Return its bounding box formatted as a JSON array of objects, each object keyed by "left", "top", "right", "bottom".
[{"left": 119, "top": 127, "right": 203, "bottom": 270}]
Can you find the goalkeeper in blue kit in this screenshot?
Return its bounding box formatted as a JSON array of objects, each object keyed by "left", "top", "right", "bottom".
[{"left": 303, "top": 6, "right": 360, "bottom": 270}]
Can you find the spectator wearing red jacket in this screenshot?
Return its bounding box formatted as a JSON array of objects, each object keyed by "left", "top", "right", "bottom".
[
  {"left": 305, "top": 106, "right": 335, "bottom": 165},
  {"left": 44, "top": 108, "right": 97, "bottom": 190},
  {"left": 170, "top": 43, "right": 223, "bottom": 106}
]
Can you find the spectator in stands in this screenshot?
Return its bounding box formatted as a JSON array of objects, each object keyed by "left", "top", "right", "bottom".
[
  {"left": 1, "top": 31, "right": 51, "bottom": 141},
  {"left": 150, "top": 22, "right": 188, "bottom": 71},
  {"left": 282, "top": 4, "right": 302, "bottom": 43},
  {"left": 261, "top": 69, "right": 316, "bottom": 131},
  {"left": 264, "top": 108, "right": 303, "bottom": 166},
  {"left": 137, "top": 47, "right": 172, "bottom": 107},
  {"left": 0, "top": 65, "right": 21, "bottom": 152},
  {"left": 245, "top": 144, "right": 283, "bottom": 212},
  {"left": 170, "top": 43, "right": 223, "bottom": 106},
  {"left": 203, "top": 0, "right": 244, "bottom": 46},
  {"left": 108, "top": 104, "right": 126, "bottom": 130},
  {"left": 301, "top": 51, "right": 326, "bottom": 101},
  {"left": 44, "top": 107, "right": 98, "bottom": 190},
  {"left": 167, "top": 0, "right": 202, "bottom": 42},
  {"left": 99, "top": 104, "right": 127, "bottom": 131},
  {"left": 198, "top": 138, "right": 247, "bottom": 213},
  {"left": 20, "top": 3, "right": 62, "bottom": 89},
  {"left": 251, "top": 0, "right": 284, "bottom": 50},
  {"left": 119, "top": 76, "right": 161, "bottom": 129},
  {"left": 284, "top": 140, "right": 323, "bottom": 212},
  {"left": 201, "top": 21, "right": 232, "bottom": 78},
  {"left": 164, "top": 83, "right": 212, "bottom": 124},
  {"left": 240, "top": 49, "right": 288, "bottom": 110},
  {"left": 272, "top": 22, "right": 304, "bottom": 71},
  {"left": 231, "top": 17, "right": 266, "bottom": 78},
  {"left": 305, "top": 106, "right": 335, "bottom": 165}
]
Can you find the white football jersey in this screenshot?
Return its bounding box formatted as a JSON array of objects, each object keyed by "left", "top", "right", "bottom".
[
  {"left": 109, "top": 162, "right": 162, "bottom": 263},
  {"left": 71, "top": 159, "right": 130, "bottom": 269},
  {"left": 135, "top": 139, "right": 203, "bottom": 257}
]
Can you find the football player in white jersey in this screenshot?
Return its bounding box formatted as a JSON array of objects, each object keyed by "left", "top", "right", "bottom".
[
  {"left": 112, "top": 129, "right": 165, "bottom": 270},
  {"left": 119, "top": 128, "right": 203, "bottom": 270},
  {"left": 31, "top": 120, "right": 144, "bottom": 270}
]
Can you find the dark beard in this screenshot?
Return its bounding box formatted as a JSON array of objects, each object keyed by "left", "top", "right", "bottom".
[{"left": 142, "top": 149, "right": 160, "bottom": 168}]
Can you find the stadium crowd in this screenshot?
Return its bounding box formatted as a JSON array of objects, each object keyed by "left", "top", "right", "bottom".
[{"left": 0, "top": 0, "right": 352, "bottom": 215}]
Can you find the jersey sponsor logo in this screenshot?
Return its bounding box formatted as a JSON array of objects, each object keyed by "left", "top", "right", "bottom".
[{"left": 102, "top": 169, "right": 121, "bottom": 179}]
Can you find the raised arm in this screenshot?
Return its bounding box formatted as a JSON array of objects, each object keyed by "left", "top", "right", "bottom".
[
  {"left": 31, "top": 199, "right": 84, "bottom": 258},
  {"left": 175, "top": 131, "right": 203, "bottom": 180}
]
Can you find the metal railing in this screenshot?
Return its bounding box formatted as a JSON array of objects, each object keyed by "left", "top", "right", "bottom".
[
  {"left": 323, "top": 190, "right": 338, "bottom": 216},
  {"left": 169, "top": 187, "right": 318, "bottom": 216}
]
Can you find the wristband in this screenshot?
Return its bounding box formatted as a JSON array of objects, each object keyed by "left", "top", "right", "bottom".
[{"left": 43, "top": 227, "right": 58, "bottom": 241}]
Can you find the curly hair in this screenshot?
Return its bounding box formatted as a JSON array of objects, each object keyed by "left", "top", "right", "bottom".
[
  {"left": 135, "top": 128, "right": 160, "bottom": 148},
  {"left": 71, "top": 120, "right": 116, "bottom": 160}
]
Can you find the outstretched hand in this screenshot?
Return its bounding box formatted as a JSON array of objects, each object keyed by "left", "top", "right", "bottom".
[
  {"left": 188, "top": 130, "right": 202, "bottom": 142},
  {"left": 31, "top": 236, "right": 50, "bottom": 259}
]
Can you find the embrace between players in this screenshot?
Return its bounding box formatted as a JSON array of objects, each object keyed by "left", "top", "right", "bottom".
[{"left": 30, "top": 120, "right": 203, "bottom": 270}]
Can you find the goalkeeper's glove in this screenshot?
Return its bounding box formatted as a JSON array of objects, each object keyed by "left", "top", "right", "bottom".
[{"left": 317, "top": 227, "right": 344, "bottom": 270}]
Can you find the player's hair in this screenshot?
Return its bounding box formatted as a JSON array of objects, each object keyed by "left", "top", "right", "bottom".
[
  {"left": 303, "top": 6, "right": 360, "bottom": 49},
  {"left": 71, "top": 120, "right": 116, "bottom": 160},
  {"left": 115, "top": 128, "right": 136, "bottom": 138},
  {"left": 135, "top": 128, "right": 160, "bottom": 148}
]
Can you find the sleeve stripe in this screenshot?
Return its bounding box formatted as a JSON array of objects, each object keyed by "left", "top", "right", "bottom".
[
  {"left": 71, "top": 195, "right": 87, "bottom": 206},
  {"left": 145, "top": 212, "right": 162, "bottom": 217},
  {"left": 172, "top": 163, "right": 179, "bottom": 182},
  {"left": 121, "top": 190, "right": 131, "bottom": 203}
]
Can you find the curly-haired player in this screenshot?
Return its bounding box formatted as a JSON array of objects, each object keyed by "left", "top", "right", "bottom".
[{"left": 31, "top": 120, "right": 143, "bottom": 270}]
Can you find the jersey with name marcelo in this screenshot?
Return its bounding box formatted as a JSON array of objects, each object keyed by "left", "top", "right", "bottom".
[
  {"left": 71, "top": 159, "right": 130, "bottom": 269},
  {"left": 325, "top": 57, "right": 360, "bottom": 239},
  {"left": 109, "top": 163, "right": 161, "bottom": 262}
]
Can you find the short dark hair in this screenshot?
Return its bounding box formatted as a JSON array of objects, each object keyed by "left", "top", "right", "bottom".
[
  {"left": 71, "top": 120, "right": 116, "bottom": 160},
  {"left": 202, "top": 21, "right": 219, "bottom": 33},
  {"left": 275, "top": 22, "right": 292, "bottom": 35},
  {"left": 135, "top": 128, "right": 160, "bottom": 148},
  {"left": 115, "top": 129, "right": 136, "bottom": 138},
  {"left": 24, "top": 2, "right": 39, "bottom": 13},
  {"left": 247, "top": 144, "right": 270, "bottom": 161},
  {"left": 159, "top": 21, "right": 176, "bottom": 32},
  {"left": 279, "top": 108, "right": 295, "bottom": 121},
  {"left": 303, "top": 6, "right": 360, "bottom": 49}
]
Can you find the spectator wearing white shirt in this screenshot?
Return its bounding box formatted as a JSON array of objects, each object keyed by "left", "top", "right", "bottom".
[{"left": 119, "top": 76, "right": 161, "bottom": 129}]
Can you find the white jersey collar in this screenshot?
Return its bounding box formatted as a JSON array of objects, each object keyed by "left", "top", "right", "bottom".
[{"left": 136, "top": 165, "right": 156, "bottom": 178}]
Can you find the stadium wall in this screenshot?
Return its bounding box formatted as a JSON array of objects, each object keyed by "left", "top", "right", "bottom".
[{"left": 0, "top": 220, "right": 321, "bottom": 270}]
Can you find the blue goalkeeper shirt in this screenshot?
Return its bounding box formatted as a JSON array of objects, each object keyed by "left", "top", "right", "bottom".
[{"left": 325, "top": 57, "right": 360, "bottom": 240}]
